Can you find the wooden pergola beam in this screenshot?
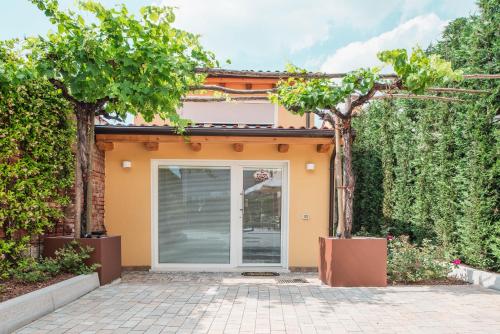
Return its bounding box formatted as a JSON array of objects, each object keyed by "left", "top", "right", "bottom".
[
  {"left": 277, "top": 144, "right": 289, "bottom": 153},
  {"left": 190, "top": 85, "right": 275, "bottom": 95},
  {"left": 373, "top": 94, "right": 464, "bottom": 102},
  {"left": 233, "top": 143, "right": 244, "bottom": 152},
  {"left": 143, "top": 142, "right": 159, "bottom": 151},
  {"left": 195, "top": 68, "right": 500, "bottom": 80},
  {"left": 317, "top": 144, "right": 331, "bottom": 153},
  {"left": 190, "top": 143, "right": 202, "bottom": 151},
  {"left": 183, "top": 96, "right": 267, "bottom": 102},
  {"left": 186, "top": 86, "right": 488, "bottom": 99},
  {"left": 95, "top": 141, "right": 113, "bottom": 151}
]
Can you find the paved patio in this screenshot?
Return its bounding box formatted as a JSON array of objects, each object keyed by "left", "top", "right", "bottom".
[{"left": 16, "top": 271, "right": 500, "bottom": 334}]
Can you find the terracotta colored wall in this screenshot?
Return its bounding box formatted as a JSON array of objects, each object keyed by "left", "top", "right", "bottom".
[
  {"left": 277, "top": 106, "right": 307, "bottom": 128},
  {"left": 104, "top": 142, "right": 331, "bottom": 268}
]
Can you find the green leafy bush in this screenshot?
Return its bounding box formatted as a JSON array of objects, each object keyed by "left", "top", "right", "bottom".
[
  {"left": 55, "top": 241, "right": 99, "bottom": 275},
  {"left": 388, "top": 236, "right": 451, "bottom": 283},
  {"left": 4, "top": 241, "right": 99, "bottom": 284},
  {"left": 9, "top": 258, "right": 60, "bottom": 283},
  {"left": 0, "top": 49, "right": 75, "bottom": 269}
]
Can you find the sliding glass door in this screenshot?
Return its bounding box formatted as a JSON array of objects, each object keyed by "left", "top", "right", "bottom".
[
  {"left": 158, "top": 166, "right": 231, "bottom": 264},
  {"left": 153, "top": 160, "right": 287, "bottom": 269}
]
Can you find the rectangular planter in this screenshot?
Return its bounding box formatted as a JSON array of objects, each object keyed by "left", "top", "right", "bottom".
[
  {"left": 0, "top": 273, "right": 99, "bottom": 334},
  {"left": 44, "top": 236, "right": 121, "bottom": 285},
  {"left": 319, "top": 237, "right": 387, "bottom": 287}
]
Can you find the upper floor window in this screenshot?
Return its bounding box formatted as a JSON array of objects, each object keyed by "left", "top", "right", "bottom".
[{"left": 178, "top": 101, "right": 275, "bottom": 126}]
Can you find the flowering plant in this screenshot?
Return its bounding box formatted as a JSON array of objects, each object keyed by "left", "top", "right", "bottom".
[{"left": 387, "top": 236, "right": 452, "bottom": 283}]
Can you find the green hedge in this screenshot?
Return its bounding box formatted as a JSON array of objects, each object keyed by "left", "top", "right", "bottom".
[
  {"left": 352, "top": 0, "right": 499, "bottom": 271},
  {"left": 0, "top": 78, "right": 75, "bottom": 270}
]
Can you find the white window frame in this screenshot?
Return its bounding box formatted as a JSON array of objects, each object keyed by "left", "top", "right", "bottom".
[{"left": 151, "top": 159, "right": 289, "bottom": 272}]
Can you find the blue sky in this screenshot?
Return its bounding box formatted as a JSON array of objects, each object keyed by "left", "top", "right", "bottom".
[{"left": 0, "top": 0, "right": 478, "bottom": 71}]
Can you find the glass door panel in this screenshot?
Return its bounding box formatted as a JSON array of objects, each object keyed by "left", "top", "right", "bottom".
[
  {"left": 158, "top": 166, "right": 231, "bottom": 264},
  {"left": 242, "top": 168, "right": 282, "bottom": 264}
]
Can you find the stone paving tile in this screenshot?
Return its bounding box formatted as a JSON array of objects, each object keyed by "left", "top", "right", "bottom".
[{"left": 14, "top": 271, "right": 500, "bottom": 334}]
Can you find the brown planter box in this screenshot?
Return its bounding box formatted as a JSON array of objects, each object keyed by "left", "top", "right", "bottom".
[
  {"left": 319, "top": 237, "right": 387, "bottom": 287},
  {"left": 44, "top": 236, "right": 121, "bottom": 285}
]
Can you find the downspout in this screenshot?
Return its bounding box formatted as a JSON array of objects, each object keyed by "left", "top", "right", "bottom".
[{"left": 328, "top": 146, "right": 336, "bottom": 237}]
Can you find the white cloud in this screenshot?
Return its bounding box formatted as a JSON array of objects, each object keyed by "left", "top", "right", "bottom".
[
  {"left": 320, "top": 14, "right": 448, "bottom": 73},
  {"left": 159, "top": 0, "right": 401, "bottom": 66}
]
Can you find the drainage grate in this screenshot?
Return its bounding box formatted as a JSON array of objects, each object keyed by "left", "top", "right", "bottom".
[
  {"left": 276, "top": 278, "right": 309, "bottom": 284},
  {"left": 241, "top": 272, "right": 280, "bottom": 277}
]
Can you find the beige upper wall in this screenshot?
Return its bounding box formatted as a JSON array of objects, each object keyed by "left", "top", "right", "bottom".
[
  {"left": 104, "top": 142, "right": 331, "bottom": 268},
  {"left": 133, "top": 76, "right": 307, "bottom": 128},
  {"left": 134, "top": 102, "right": 306, "bottom": 128}
]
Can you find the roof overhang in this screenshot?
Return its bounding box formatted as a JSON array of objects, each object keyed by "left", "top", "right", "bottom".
[
  {"left": 94, "top": 125, "right": 335, "bottom": 153},
  {"left": 95, "top": 125, "right": 334, "bottom": 137}
]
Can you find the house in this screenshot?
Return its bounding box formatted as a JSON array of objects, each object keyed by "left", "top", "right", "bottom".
[{"left": 92, "top": 70, "right": 335, "bottom": 272}]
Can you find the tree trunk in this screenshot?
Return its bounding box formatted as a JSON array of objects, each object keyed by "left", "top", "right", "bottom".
[
  {"left": 85, "top": 114, "right": 95, "bottom": 235},
  {"left": 341, "top": 118, "right": 354, "bottom": 238},
  {"left": 334, "top": 115, "right": 345, "bottom": 237},
  {"left": 75, "top": 107, "right": 94, "bottom": 237}
]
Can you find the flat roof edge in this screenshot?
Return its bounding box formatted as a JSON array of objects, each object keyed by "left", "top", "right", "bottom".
[{"left": 95, "top": 125, "right": 335, "bottom": 138}]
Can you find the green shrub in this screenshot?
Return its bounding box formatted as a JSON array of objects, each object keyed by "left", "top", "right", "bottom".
[
  {"left": 388, "top": 236, "right": 452, "bottom": 283},
  {"left": 9, "top": 258, "right": 60, "bottom": 283},
  {"left": 2, "top": 241, "right": 99, "bottom": 284},
  {"left": 0, "top": 59, "right": 75, "bottom": 267},
  {"left": 38, "top": 257, "right": 61, "bottom": 277},
  {"left": 55, "top": 241, "right": 99, "bottom": 275}
]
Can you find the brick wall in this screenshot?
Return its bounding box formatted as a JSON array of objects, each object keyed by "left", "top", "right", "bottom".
[
  {"left": 47, "top": 144, "right": 106, "bottom": 237},
  {"left": 91, "top": 145, "right": 105, "bottom": 232}
]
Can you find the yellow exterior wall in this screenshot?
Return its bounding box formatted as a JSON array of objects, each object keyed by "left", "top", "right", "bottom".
[{"left": 104, "top": 142, "right": 331, "bottom": 268}]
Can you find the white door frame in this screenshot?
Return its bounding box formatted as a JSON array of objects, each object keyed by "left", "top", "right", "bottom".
[{"left": 150, "top": 159, "right": 289, "bottom": 271}]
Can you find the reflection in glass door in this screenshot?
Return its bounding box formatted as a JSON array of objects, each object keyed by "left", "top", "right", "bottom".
[{"left": 242, "top": 168, "right": 282, "bottom": 264}]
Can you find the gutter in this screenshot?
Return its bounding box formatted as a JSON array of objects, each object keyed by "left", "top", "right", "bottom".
[{"left": 329, "top": 152, "right": 336, "bottom": 237}]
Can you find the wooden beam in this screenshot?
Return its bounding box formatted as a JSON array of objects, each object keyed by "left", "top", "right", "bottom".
[
  {"left": 143, "top": 142, "right": 159, "bottom": 151},
  {"left": 188, "top": 85, "right": 273, "bottom": 95},
  {"left": 96, "top": 134, "right": 333, "bottom": 145},
  {"left": 195, "top": 68, "right": 500, "bottom": 80},
  {"left": 190, "top": 143, "right": 202, "bottom": 151},
  {"left": 184, "top": 96, "right": 268, "bottom": 102},
  {"left": 95, "top": 141, "right": 114, "bottom": 151},
  {"left": 277, "top": 144, "right": 289, "bottom": 153},
  {"left": 317, "top": 144, "right": 331, "bottom": 153},
  {"left": 373, "top": 94, "right": 464, "bottom": 103},
  {"left": 233, "top": 143, "right": 244, "bottom": 152}
]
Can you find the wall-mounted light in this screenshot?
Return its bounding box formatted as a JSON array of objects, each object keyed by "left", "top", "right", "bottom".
[
  {"left": 122, "top": 160, "right": 132, "bottom": 169},
  {"left": 305, "top": 163, "right": 315, "bottom": 171}
]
